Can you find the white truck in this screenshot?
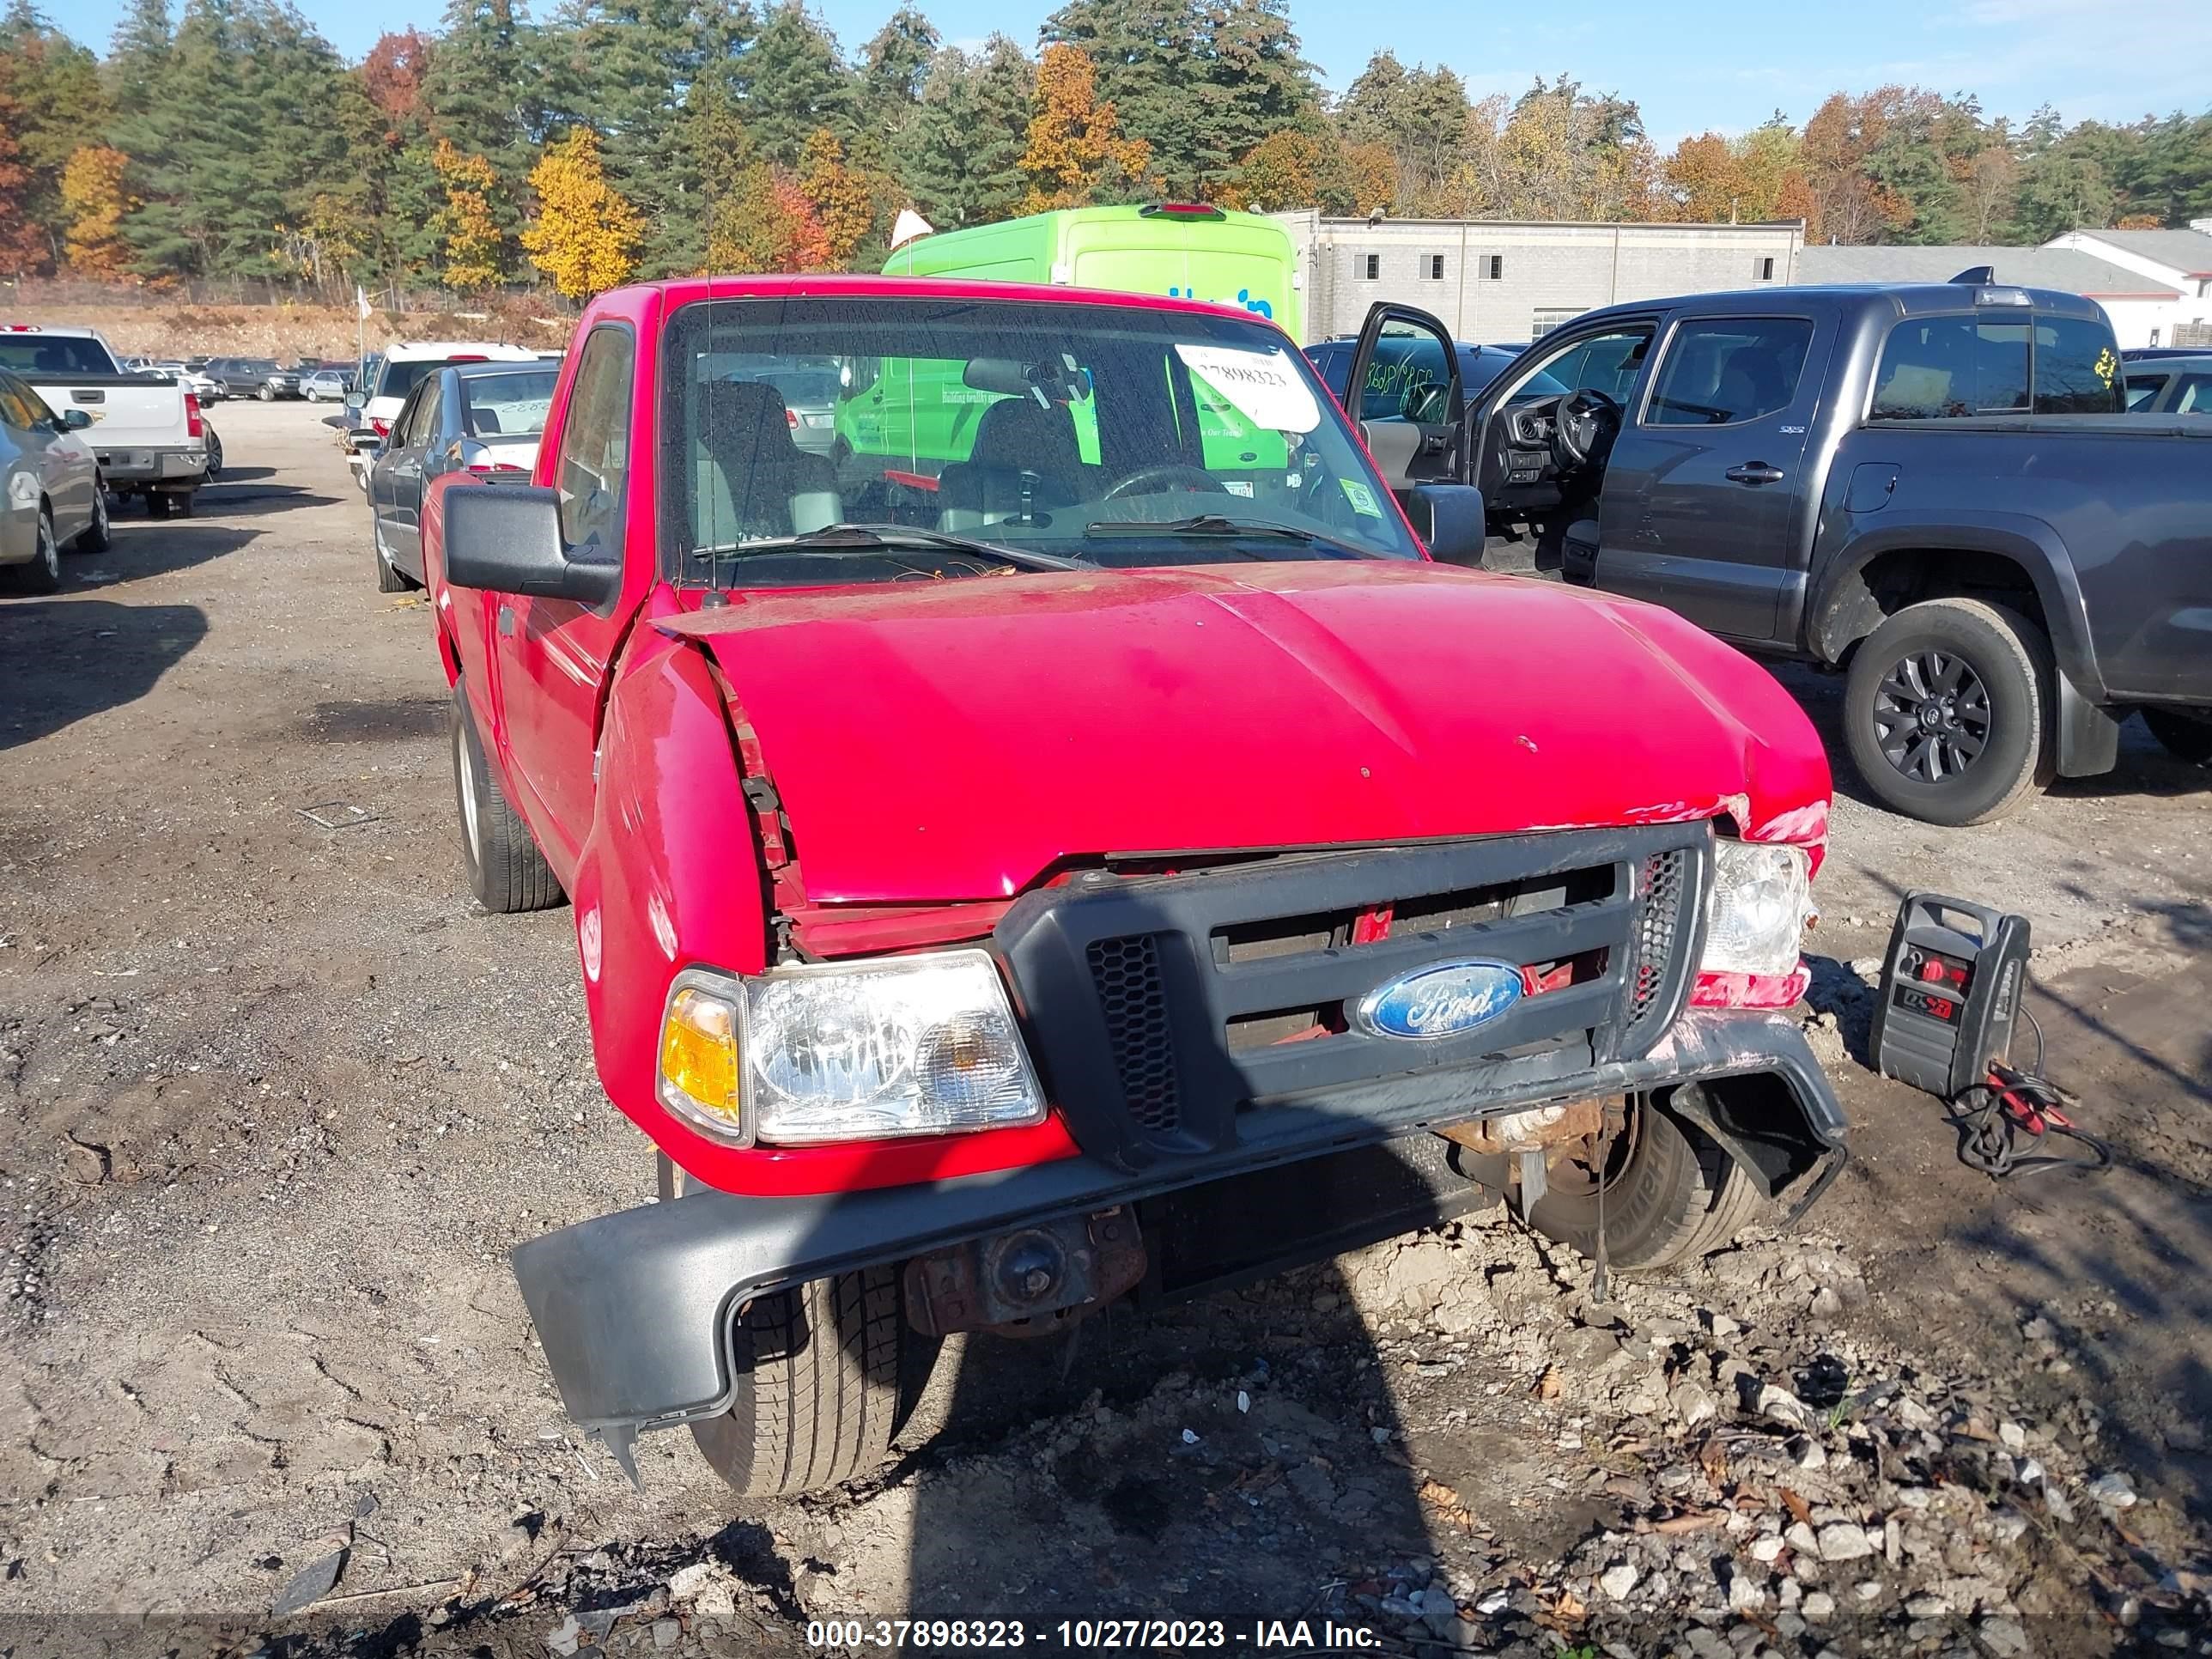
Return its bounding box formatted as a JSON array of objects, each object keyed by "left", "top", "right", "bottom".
[{"left": 0, "top": 324, "right": 211, "bottom": 517}]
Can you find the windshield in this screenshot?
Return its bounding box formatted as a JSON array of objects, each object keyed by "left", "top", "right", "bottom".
[
  {"left": 662, "top": 296, "right": 1419, "bottom": 586},
  {"left": 459, "top": 368, "right": 558, "bottom": 438},
  {"left": 0, "top": 335, "right": 116, "bottom": 375},
  {"left": 378, "top": 356, "right": 486, "bottom": 401}
]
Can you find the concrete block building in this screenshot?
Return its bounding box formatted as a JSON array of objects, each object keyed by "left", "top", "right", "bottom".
[{"left": 1269, "top": 211, "right": 1806, "bottom": 346}]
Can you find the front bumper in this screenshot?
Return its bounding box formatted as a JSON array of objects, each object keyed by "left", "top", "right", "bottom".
[
  {"left": 96, "top": 446, "right": 208, "bottom": 486},
  {"left": 512, "top": 1007, "right": 1845, "bottom": 1460}
]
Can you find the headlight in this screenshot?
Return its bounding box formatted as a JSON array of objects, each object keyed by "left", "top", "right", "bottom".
[
  {"left": 1701, "top": 840, "right": 1814, "bottom": 976},
  {"left": 654, "top": 950, "right": 1046, "bottom": 1146}
]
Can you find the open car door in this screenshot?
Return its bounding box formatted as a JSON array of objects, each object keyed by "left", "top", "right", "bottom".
[{"left": 1341, "top": 302, "right": 1466, "bottom": 496}]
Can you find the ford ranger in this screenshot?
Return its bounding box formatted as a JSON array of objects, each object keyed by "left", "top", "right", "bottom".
[
  {"left": 0, "top": 324, "right": 210, "bottom": 516},
  {"left": 1349, "top": 283, "right": 2212, "bottom": 824},
  {"left": 424, "top": 276, "right": 1846, "bottom": 1493}
]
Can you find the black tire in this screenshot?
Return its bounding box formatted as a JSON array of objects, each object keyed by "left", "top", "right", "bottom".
[
  {"left": 690, "top": 1268, "right": 911, "bottom": 1497},
  {"left": 2142, "top": 707, "right": 2212, "bottom": 766},
  {"left": 1526, "top": 1101, "right": 1765, "bottom": 1273},
  {"left": 374, "top": 526, "right": 411, "bottom": 592},
  {"left": 450, "top": 684, "right": 564, "bottom": 913},
  {"left": 9, "top": 509, "right": 61, "bottom": 594},
  {"left": 171, "top": 490, "right": 195, "bottom": 519},
  {"left": 204, "top": 431, "right": 223, "bottom": 481},
  {"left": 73, "top": 486, "right": 112, "bottom": 554},
  {"left": 1843, "top": 599, "right": 2051, "bottom": 826},
  {"left": 146, "top": 491, "right": 173, "bottom": 520},
  {"left": 257, "top": 385, "right": 273, "bottom": 401}
]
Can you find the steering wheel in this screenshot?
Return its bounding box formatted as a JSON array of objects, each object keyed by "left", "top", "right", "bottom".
[
  {"left": 1553, "top": 388, "right": 1622, "bottom": 471},
  {"left": 1103, "top": 464, "right": 1231, "bottom": 501}
]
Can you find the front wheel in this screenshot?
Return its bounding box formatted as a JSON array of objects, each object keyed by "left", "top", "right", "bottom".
[
  {"left": 1843, "top": 599, "right": 2051, "bottom": 826},
  {"left": 9, "top": 510, "right": 61, "bottom": 594},
  {"left": 1524, "top": 1098, "right": 1766, "bottom": 1273},
  {"left": 450, "top": 684, "right": 564, "bottom": 913},
  {"left": 690, "top": 1268, "right": 915, "bottom": 1497},
  {"left": 74, "top": 485, "right": 112, "bottom": 554},
  {"left": 257, "top": 386, "right": 273, "bottom": 401}
]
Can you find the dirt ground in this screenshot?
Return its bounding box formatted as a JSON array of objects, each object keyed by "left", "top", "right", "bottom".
[{"left": 1, "top": 403, "right": 2207, "bottom": 1656}]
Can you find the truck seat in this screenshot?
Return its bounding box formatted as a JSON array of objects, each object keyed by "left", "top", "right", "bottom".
[
  {"left": 937, "top": 397, "right": 1085, "bottom": 530},
  {"left": 690, "top": 380, "right": 842, "bottom": 547}
]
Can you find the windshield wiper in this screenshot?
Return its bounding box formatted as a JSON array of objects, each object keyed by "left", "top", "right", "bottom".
[
  {"left": 1084, "top": 514, "right": 1368, "bottom": 559},
  {"left": 716, "top": 523, "right": 1087, "bottom": 574}
]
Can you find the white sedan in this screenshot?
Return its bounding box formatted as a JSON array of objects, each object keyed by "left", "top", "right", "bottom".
[{"left": 0, "top": 364, "right": 107, "bottom": 592}]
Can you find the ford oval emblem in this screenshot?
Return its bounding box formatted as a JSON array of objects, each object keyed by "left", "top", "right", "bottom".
[{"left": 1354, "top": 959, "right": 1524, "bottom": 1042}]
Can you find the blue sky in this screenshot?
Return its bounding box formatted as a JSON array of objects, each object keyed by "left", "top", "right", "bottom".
[{"left": 52, "top": 0, "right": 2212, "bottom": 146}]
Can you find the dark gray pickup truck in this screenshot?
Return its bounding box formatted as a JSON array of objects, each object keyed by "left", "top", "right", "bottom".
[{"left": 1346, "top": 283, "right": 2212, "bottom": 824}]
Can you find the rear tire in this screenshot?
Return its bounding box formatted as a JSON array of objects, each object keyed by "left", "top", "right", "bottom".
[
  {"left": 450, "top": 684, "right": 564, "bottom": 913},
  {"left": 690, "top": 1269, "right": 911, "bottom": 1497},
  {"left": 2142, "top": 707, "right": 2212, "bottom": 766},
  {"left": 374, "top": 526, "right": 411, "bottom": 592},
  {"left": 1843, "top": 599, "right": 2050, "bottom": 826},
  {"left": 147, "top": 491, "right": 173, "bottom": 520},
  {"left": 1526, "top": 1100, "right": 1765, "bottom": 1273},
  {"left": 9, "top": 510, "right": 61, "bottom": 594}
]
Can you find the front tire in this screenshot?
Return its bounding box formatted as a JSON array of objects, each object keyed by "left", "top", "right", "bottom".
[
  {"left": 1525, "top": 1099, "right": 1765, "bottom": 1273},
  {"left": 1843, "top": 599, "right": 2051, "bottom": 826},
  {"left": 690, "top": 1269, "right": 912, "bottom": 1497},
  {"left": 74, "top": 486, "right": 112, "bottom": 554},
  {"left": 2142, "top": 707, "right": 2212, "bottom": 766},
  {"left": 450, "top": 684, "right": 564, "bottom": 913},
  {"left": 374, "top": 524, "right": 412, "bottom": 592}
]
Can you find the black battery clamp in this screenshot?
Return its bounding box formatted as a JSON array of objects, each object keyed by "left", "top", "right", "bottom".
[
  {"left": 1869, "top": 893, "right": 2031, "bottom": 1096},
  {"left": 1869, "top": 892, "right": 2111, "bottom": 1179}
]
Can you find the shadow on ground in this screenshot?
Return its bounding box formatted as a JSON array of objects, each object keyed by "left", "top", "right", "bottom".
[{"left": 0, "top": 596, "right": 210, "bottom": 750}]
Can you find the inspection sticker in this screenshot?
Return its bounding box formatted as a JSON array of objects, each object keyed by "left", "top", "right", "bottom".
[
  {"left": 1172, "top": 343, "right": 1321, "bottom": 434},
  {"left": 1339, "top": 478, "right": 1383, "bottom": 517}
]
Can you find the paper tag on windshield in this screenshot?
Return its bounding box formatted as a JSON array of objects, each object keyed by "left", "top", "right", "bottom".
[
  {"left": 1174, "top": 343, "right": 1321, "bottom": 434},
  {"left": 1339, "top": 478, "right": 1383, "bottom": 518}
]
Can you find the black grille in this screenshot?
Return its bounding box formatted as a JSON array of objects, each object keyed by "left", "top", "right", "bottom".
[
  {"left": 1087, "top": 934, "right": 1181, "bottom": 1132},
  {"left": 1626, "top": 848, "right": 1691, "bottom": 1042}
]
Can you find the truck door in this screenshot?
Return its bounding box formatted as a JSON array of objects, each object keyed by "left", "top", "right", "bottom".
[
  {"left": 1341, "top": 302, "right": 1464, "bottom": 493},
  {"left": 499, "top": 324, "right": 637, "bottom": 871},
  {"left": 1596, "top": 312, "right": 1830, "bottom": 642}
]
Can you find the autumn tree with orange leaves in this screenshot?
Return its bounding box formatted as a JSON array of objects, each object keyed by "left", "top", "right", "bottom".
[
  {"left": 521, "top": 127, "right": 644, "bottom": 300},
  {"left": 60, "top": 145, "right": 132, "bottom": 276},
  {"left": 432, "top": 137, "right": 507, "bottom": 288},
  {"left": 1018, "top": 44, "right": 1152, "bottom": 213}
]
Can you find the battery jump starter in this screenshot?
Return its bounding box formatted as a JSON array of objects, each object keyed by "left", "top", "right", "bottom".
[{"left": 1868, "top": 893, "right": 2110, "bottom": 1178}]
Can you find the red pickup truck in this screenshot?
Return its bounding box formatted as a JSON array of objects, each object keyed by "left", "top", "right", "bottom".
[{"left": 423, "top": 276, "right": 1845, "bottom": 1493}]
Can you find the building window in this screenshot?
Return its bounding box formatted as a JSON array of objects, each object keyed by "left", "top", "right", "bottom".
[
  {"left": 1756, "top": 256, "right": 1777, "bottom": 282},
  {"left": 1484, "top": 255, "right": 1504, "bottom": 280},
  {"left": 1358, "top": 253, "right": 1380, "bottom": 281},
  {"left": 1530, "top": 307, "right": 1581, "bottom": 339},
  {"left": 1424, "top": 254, "right": 1445, "bottom": 281}
]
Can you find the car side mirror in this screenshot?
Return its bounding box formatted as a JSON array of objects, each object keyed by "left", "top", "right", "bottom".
[
  {"left": 443, "top": 483, "right": 621, "bottom": 611},
  {"left": 354, "top": 434, "right": 383, "bottom": 454},
  {"left": 60, "top": 409, "right": 94, "bottom": 431},
  {"left": 1398, "top": 483, "right": 1488, "bottom": 568},
  {"left": 344, "top": 392, "right": 365, "bottom": 410}
]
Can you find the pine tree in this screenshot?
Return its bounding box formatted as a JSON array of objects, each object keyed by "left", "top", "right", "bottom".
[
  {"left": 897, "top": 36, "right": 1031, "bottom": 229},
  {"left": 421, "top": 0, "right": 539, "bottom": 251},
  {"left": 104, "top": 0, "right": 170, "bottom": 111},
  {"left": 856, "top": 4, "right": 935, "bottom": 148},
  {"left": 742, "top": 3, "right": 853, "bottom": 167}
]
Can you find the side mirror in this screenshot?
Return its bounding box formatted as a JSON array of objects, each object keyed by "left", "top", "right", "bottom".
[
  {"left": 60, "top": 409, "right": 94, "bottom": 431},
  {"left": 344, "top": 392, "right": 365, "bottom": 410},
  {"left": 1399, "top": 483, "right": 1488, "bottom": 568},
  {"left": 353, "top": 434, "right": 383, "bottom": 455},
  {"left": 443, "top": 483, "right": 621, "bottom": 611}
]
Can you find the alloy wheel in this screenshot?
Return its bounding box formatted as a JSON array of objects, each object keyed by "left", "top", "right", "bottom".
[{"left": 1871, "top": 648, "right": 1991, "bottom": 782}]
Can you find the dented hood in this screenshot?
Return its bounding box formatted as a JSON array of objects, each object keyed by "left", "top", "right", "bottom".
[{"left": 665, "top": 562, "right": 1831, "bottom": 903}]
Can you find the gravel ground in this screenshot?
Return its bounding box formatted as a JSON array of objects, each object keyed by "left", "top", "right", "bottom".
[{"left": 1, "top": 403, "right": 2207, "bottom": 1657}]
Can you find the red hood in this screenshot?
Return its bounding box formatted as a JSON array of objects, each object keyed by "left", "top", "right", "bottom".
[{"left": 666, "top": 563, "right": 1830, "bottom": 904}]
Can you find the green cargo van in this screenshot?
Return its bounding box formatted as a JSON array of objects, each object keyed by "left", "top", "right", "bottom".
[{"left": 836, "top": 204, "right": 1304, "bottom": 483}]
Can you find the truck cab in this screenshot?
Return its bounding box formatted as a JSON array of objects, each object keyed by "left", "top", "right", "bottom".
[{"left": 1351, "top": 286, "right": 2212, "bottom": 824}]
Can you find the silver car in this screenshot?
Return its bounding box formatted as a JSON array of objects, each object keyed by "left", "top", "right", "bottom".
[
  {"left": 367, "top": 361, "right": 559, "bottom": 591},
  {"left": 0, "top": 366, "right": 107, "bottom": 592}
]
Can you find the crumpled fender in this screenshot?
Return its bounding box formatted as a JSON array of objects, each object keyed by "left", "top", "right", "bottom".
[{"left": 567, "top": 634, "right": 770, "bottom": 1173}]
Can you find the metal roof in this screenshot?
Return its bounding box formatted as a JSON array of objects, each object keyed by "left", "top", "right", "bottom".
[{"left": 1796, "top": 244, "right": 2177, "bottom": 296}]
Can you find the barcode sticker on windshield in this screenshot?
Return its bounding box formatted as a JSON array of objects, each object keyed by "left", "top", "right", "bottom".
[{"left": 1173, "top": 344, "right": 1321, "bottom": 434}]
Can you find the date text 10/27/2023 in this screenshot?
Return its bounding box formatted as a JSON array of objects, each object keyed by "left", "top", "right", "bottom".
[{"left": 805, "top": 1620, "right": 1385, "bottom": 1650}]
